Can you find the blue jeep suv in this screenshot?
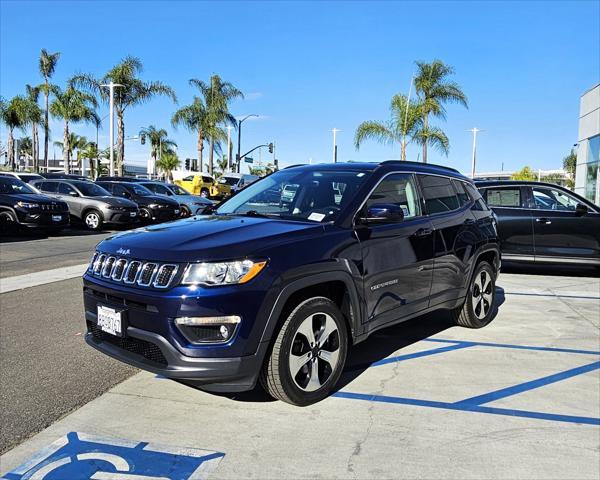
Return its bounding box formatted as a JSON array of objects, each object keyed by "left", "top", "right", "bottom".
[{"left": 84, "top": 161, "right": 500, "bottom": 405}]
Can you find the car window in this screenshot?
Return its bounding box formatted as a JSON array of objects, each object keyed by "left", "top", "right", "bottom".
[
  {"left": 130, "top": 184, "right": 153, "bottom": 196},
  {"left": 36, "top": 181, "right": 55, "bottom": 193},
  {"left": 0, "top": 177, "right": 37, "bottom": 194},
  {"left": 202, "top": 176, "right": 213, "bottom": 183},
  {"left": 466, "top": 184, "right": 489, "bottom": 211},
  {"left": 486, "top": 187, "right": 522, "bottom": 207},
  {"left": 420, "top": 175, "right": 459, "bottom": 214},
  {"left": 145, "top": 183, "right": 170, "bottom": 195},
  {"left": 366, "top": 173, "right": 421, "bottom": 219},
  {"left": 58, "top": 183, "right": 76, "bottom": 195},
  {"left": 182, "top": 175, "right": 194, "bottom": 182},
  {"left": 532, "top": 186, "right": 580, "bottom": 211},
  {"left": 76, "top": 182, "right": 110, "bottom": 197},
  {"left": 169, "top": 184, "right": 188, "bottom": 195},
  {"left": 112, "top": 184, "right": 129, "bottom": 197},
  {"left": 452, "top": 180, "right": 471, "bottom": 207},
  {"left": 98, "top": 183, "right": 113, "bottom": 194}
]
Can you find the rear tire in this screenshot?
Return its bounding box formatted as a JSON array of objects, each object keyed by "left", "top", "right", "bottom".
[
  {"left": 83, "top": 210, "right": 103, "bottom": 231},
  {"left": 453, "top": 261, "right": 496, "bottom": 328},
  {"left": 200, "top": 188, "right": 209, "bottom": 198},
  {"left": 260, "top": 296, "right": 348, "bottom": 406},
  {"left": 180, "top": 205, "right": 192, "bottom": 218},
  {"left": 0, "top": 210, "right": 18, "bottom": 234}
]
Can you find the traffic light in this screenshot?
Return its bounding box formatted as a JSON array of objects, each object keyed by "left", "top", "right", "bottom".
[
  {"left": 185, "top": 158, "right": 190, "bottom": 170},
  {"left": 140, "top": 134, "right": 146, "bottom": 145},
  {"left": 268, "top": 142, "right": 273, "bottom": 154},
  {"left": 274, "top": 159, "right": 279, "bottom": 170}
]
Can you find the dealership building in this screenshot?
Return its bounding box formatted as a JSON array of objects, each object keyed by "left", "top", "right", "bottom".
[{"left": 575, "top": 83, "right": 600, "bottom": 205}]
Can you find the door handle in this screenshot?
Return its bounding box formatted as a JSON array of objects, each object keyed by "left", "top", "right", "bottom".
[
  {"left": 413, "top": 227, "right": 433, "bottom": 237},
  {"left": 535, "top": 217, "right": 552, "bottom": 225}
]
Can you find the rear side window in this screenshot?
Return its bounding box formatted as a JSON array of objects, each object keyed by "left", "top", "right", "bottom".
[
  {"left": 452, "top": 180, "right": 471, "bottom": 207},
  {"left": 485, "top": 188, "right": 522, "bottom": 207},
  {"left": 366, "top": 173, "right": 421, "bottom": 219},
  {"left": 465, "top": 183, "right": 489, "bottom": 211},
  {"left": 38, "top": 181, "right": 57, "bottom": 193},
  {"left": 99, "top": 183, "right": 113, "bottom": 194},
  {"left": 420, "top": 175, "right": 459, "bottom": 214},
  {"left": 58, "top": 183, "right": 76, "bottom": 195},
  {"left": 202, "top": 176, "right": 213, "bottom": 183}
]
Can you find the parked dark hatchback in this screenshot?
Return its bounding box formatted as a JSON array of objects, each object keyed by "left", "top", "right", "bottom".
[
  {"left": 476, "top": 180, "right": 600, "bottom": 267},
  {"left": 0, "top": 176, "right": 69, "bottom": 232},
  {"left": 84, "top": 161, "right": 500, "bottom": 405},
  {"left": 96, "top": 181, "right": 180, "bottom": 223}
]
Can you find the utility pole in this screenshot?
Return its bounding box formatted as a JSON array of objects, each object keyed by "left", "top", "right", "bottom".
[
  {"left": 468, "top": 127, "right": 484, "bottom": 179},
  {"left": 401, "top": 75, "right": 414, "bottom": 161},
  {"left": 227, "top": 125, "right": 233, "bottom": 172},
  {"left": 236, "top": 114, "right": 258, "bottom": 173},
  {"left": 331, "top": 128, "right": 341, "bottom": 163},
  {"left": 101, "top": 82, "right": 123, "bottom": 176}
]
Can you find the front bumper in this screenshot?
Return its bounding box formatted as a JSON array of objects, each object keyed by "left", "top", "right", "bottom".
[
  {"left": 15, "top": 210, "right": 70, "bottom": 229},
  {"left": 85, "top": 317, "right": 266, "bottom": 392},
  {"left": 104, "top": 210, "right": 139, "bottom": 225}
]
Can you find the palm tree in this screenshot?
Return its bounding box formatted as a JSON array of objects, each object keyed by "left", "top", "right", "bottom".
[
  {"left": 189, "top": 75, "right": 242, "bottom": 174},
  {"left": 354, "top": 94, "right": 424, "bottom": 160},
  {"left": 155, "top": 151, "right": 180, "bottom": 182},
  {"left": 17, "top": 136, "right": 33, "bottom": 159},
  {"left": 50, "top": 86, "right": 98, "bottom": 173},
  {"left": 24, "top": 85, "right": 42, "bottom": 172},
  {"left": 414, "top": 60, "right": 468, "bottom": 163},
  {"left": 139, "top": 125, "right": 177, "bottom": 175},
  {"left": 39, "top": 49, "right": 61, "bottom": 170},
  {"left": 54, "top": 133, "right": 89, "bottom": 170},
  {"left": 171, "top": 96, "right": 210, "bottom": 172},
  {"left": 0, "top": 96, "right": 29, "bottom": 170},
  {"left": 72, "top": 56, "right": 176, "bottom": 176},
  {"left": 214, "top": 156, "right": 229, "bottom": 178},
  {"left": 78, "top": 140, "right": 102, "bottom": 178}
]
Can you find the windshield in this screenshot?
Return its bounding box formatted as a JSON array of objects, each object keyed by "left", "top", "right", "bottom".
[
  {"left": 0, "top": 177, "right": 37, "bottom": 194},
  {"left": 19, "top": 174, "right": 43, "bottom": 183},
  {"left": 168, "top": 184, "right": 189, "bottom": 195},
  {"left": 216, "top": 169, "right": 369, "bottom": 222},
  {"left": 130, "top": 184, "right": 154, "bottom": 196},
  {"left": 75, "top": 182, "right": 110, "bottom": 197},
  {"left": 219, "top": 176, "right": 240, "bottom": 186}
]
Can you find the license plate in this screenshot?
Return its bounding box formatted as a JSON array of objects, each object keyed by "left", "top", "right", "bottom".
[
  {"left": 52, "top": 215, "right": 62, "bottom": 222},
  {"left": 97, "top": 305, "right": 123, "bottom": 337},
  {"left": 130, "top": 211, "right": 136, "bottom": 217}
]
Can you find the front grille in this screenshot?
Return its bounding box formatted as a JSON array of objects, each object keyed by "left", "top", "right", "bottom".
[
  {"left": 88, "top": 321, "right": 167, "bottom": 366},
  {"left": 40, "top": 203, "right": 67, "bottom": 212},
  {"left": 89, "top": 253, "right": 178, "bottom": 289}
]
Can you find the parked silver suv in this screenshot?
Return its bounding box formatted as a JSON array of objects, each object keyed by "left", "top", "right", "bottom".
[{"left": 32, "top": 179, "right": 139, "bottom": 230}]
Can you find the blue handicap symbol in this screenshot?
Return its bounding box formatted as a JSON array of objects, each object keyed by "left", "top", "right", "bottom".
[{"left": 2, "top": 432, "right": 225, "bottom": 480}]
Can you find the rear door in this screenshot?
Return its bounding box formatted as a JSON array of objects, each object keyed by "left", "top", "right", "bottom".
[
  {"left": 57, "top": 182, "right": 82, "bottom": 217},
  {"left": 481, "top": 185, "right": 534, "bottom": 260},
  {"left": 530, "top": 185, "right": 600, "bottom": 261},
  {"left": 357, "top": 173, "right": 434, "bottom": 325}
]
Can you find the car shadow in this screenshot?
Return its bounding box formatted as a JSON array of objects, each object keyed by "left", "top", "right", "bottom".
[
  {"left": 205, "top": 286, "right": 506, "bottom": 404},
  {"left": 0, "top": 226, "right": 124, "bottom": 243},
  {"left": 502, "top": 262, "right": 599, "bottom": 278}
]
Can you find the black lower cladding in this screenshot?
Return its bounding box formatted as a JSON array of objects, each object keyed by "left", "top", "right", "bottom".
[{"left": 87, "top": 321, "right": 167, "bottom": 366}]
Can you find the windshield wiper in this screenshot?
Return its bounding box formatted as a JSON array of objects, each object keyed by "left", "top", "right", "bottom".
[{"left": 243, "top": 210, "right": 281, "bottom": 218}]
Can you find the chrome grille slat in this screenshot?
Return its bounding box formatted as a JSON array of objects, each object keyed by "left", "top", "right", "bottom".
[{"left": 89, "top": 253, "right": 178, "bottom": 289}]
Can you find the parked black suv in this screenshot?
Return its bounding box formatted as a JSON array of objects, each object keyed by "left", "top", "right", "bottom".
[
  {"left": 96, "top": 181, "right": 180, "bottom": 223},
  {"left": 476, "top": 180, "right": 600, "bottom": 267},
  {"left": 84, "top": 162, "right": 500, "bottom": 405},
  {"left": 0, "top": 176, "right": 69, "bottom": 233}
]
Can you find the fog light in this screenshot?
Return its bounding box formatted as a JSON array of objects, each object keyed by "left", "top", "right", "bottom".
[{"left": 174, "top": 315, "right": 241, "bottom": 344}]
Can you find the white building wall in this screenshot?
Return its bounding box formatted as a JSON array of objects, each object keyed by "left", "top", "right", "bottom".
[{"left": 575, "top": 84, "right": 600, "bottom": 205}]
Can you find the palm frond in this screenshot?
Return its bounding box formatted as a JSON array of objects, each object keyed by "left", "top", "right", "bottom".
[{"left": 354, "top": 120, "right": 397, "bottom": 150}]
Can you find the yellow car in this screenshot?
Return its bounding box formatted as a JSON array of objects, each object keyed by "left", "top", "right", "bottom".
[
  {"left": 174, "top": 174, "right": 216, "bottom": 198},
  {"left": 211, "top": 173, "right": 260, "bottom": 199}
]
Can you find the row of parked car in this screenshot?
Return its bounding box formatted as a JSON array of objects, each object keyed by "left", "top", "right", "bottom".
[{"left": 0, "top": 171, "right": 215, "bottom": 233}]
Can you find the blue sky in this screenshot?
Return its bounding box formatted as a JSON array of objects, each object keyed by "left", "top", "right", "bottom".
[{"left": 1, "top": 0, "right": 598, "bottom": 174}]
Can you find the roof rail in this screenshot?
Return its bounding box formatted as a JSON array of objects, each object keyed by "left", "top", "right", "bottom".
[
  {"left": 379, "top": 160, "right": 460, "bottom": 174},
  {"left": 284, "top": 164, "right": 307, "bottom": 169}
]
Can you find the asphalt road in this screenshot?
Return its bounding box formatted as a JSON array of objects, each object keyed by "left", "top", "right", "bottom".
[
  {"left": 0, "top": 229, "right": 115, "bottom": 278},
  {"left": 0, "top": 238, "right": 137, "bottom": 454}
]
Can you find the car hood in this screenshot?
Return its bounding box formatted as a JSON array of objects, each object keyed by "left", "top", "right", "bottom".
[
  {"left": 1, "top": 193, "right": 64, "bottom": 205},
  {"left": 97, "top": 215, "right": 324, "bottom": 262},
  {"left": 137, "top": 195, "right": 180, "bottom": 207},
  {"left": 96, "top": 196, "right": 138, "bottom": 208}
]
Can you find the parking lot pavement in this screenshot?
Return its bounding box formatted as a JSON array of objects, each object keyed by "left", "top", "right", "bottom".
[
  {"left": 0, "top": 278, "right": 136, "bottom": 454},
  {"left": 0, "top": 229, "right": 115, "bottom": 278},
  {"left": 1, "top": 271, "right": 598, "bottom": 479}
]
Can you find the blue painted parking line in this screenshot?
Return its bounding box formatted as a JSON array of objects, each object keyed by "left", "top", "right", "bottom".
[
  {"left": 504, "top": 291, "right": 600, "bottom": 301},
  {"left": 333, "top": 391, "right": 600, "bottom": 426},
  {"left": 2, "top": 431, "right": 224, "bottom": 480},
  {"left": 454, "top": 361, "right": 600, "bottom": 406},
  {"left": 422, "top": 338, "right": 600, "bottom": 356},
  {"left": 370, "top": 342, "right": 472, "bottom": 367}
]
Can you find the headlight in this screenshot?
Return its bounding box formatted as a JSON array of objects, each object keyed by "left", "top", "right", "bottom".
[
  {"left": 107, "top": 206, "right": 123, "bottom": 211},
  {"left": 15, "top": 201, "right": 39, "bottom": 209},
  {"left": 148, "top": 203, "right": 159, "bottom": 209},
  {"left": 182, "top": 259, "right": 267, "bottom": 286}
]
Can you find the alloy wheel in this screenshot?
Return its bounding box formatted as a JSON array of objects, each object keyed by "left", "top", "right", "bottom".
[
  {"left": 472, "top": 270, "right": 493, "bottom": 319},
  {"left": 289, "top": 312, "right": 341, "bottom": 392},
  {"left": 85, "top": 213, "right": 100, "bottom": 229}
]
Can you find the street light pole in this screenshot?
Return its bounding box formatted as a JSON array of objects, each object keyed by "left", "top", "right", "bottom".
[
  {"left": 101, "top": 82, "right": 123, "bottom": 176},
  {"left": 236, "top": 114, "right": 258, "bottom": 173},
  {"left": 468, "top": 127, "right": 484, "bottom": 179},
  {"left": 331, "top": 128, "right": 341, "bottom": 163},
  {"left": 227, "top": 125, "right": 233, "bottom": 172}
]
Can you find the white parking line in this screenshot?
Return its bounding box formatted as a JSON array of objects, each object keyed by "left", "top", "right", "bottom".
[{"left": 0, "top": 263, "right": 89, "bottom": 294}]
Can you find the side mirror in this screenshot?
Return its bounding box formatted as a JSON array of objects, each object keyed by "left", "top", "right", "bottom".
[
  {"left": 575, "top": 203, "right": 589, "bottom": 216},
  {"left": 69, "top": 191, "right": 79, "bottom": 197},
  {"left": 359, "top": 203, "right": 405, "bottom": 224}
]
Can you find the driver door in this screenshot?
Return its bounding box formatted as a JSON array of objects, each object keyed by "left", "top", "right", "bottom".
[{"left": 356, "top": 173, "right": 435, "bottom": 326}]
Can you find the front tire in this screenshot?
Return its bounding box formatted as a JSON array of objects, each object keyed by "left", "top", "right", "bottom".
[
  {"left": 260, "top": 297, "right": 348, "bottom": 406},
  {"left": 83, "top": 210, "right": 103, "bottom": 231},
  {"left": 453, "top": 261, "right": 496, "bottom": 328}
]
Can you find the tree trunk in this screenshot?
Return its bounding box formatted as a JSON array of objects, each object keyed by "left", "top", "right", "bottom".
[
  {"left": 63, "top": 122, "right": 70, "bottom": 174},
  {"left": 32, "top": 124, "right": 38, "bottom": 172},
  {"left": 7, "top": 128, "right": 14, "bottom": 171},
  {"left": 117, "top": 110, "right": 125, "bottom": 176},
  {"left": 197, "top": 130, "right": 204, "bottom": 173},
  {"left": 422, "top": 114, "right": 428, "bottom": 164},
  {"left": 208, "top": 135, "right": 214, "bottom": 175},
  {"left": 401, "top": 140, "right": 406, "bottom": 161},
  {"left": 43, "top": 88, "right": 49, "bottom": 170}
]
